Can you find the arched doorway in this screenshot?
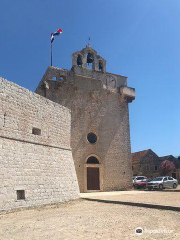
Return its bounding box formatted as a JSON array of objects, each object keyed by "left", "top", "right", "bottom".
[{"left": 85, "top": 156, "right": 102, "bottom": 191}]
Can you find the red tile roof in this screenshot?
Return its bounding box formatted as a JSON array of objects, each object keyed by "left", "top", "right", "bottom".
[
  {"left": 159, "top": 155, "right": 175, "bottom": 161},
  {"left": 131, "top": 149, "right": 151, "bottom": 164}
]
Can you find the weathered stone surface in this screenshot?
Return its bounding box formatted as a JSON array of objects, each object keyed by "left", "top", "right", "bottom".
[
  {"left": 0, "top": 77, "right": 79, "bottom": 211},
  {"left": 36, "top": 46, "right": 135, "bottom": 192}
]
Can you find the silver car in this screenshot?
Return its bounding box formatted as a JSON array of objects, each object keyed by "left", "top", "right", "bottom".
[{"left": 147, "top": 176, "right": 178, "bottom": 190}]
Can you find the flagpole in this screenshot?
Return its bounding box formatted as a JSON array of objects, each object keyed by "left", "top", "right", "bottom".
[
  {"left": 50, "top": 28, "right": 62, "bottom": 66},
  {"left": 51, "top": 41, "right": 52, "bottom": 66}
]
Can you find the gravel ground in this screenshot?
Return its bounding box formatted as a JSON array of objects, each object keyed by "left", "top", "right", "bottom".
[
  {"left": 82, "top": 187, "right": 180, "bottom": 208},
  {"left": 0, "top": 189, "right": 180, "bottom": 240}
]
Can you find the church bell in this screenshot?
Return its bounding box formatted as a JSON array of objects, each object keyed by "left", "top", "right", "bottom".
[{"left": 87, "top": 52, "right": 94, "bottom": 64}]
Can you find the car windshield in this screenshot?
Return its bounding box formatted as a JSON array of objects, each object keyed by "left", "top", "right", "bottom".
[
  {"left": 151, "top": 177, "right": 163, "bottom": 181},
  {"left": 136, "top": 177, "right": 145, "bottom": 180}
]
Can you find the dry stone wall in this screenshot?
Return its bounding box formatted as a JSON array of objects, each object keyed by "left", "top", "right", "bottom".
[{"left": 0, "top": 77, "right": 79, "bottom": 211}]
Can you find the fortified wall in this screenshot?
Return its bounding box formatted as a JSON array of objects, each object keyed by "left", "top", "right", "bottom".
[{"left": 0, "top": 77, "right": 79, "bottom": 211}]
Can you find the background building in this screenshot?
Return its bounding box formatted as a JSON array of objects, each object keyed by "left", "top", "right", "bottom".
[{"left": 132, "top": 149, "right": 180, "bottom": 181}]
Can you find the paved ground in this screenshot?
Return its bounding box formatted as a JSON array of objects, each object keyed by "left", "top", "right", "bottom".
[{"left": 0, "top": 188, "right": 180, "bottom": 240}]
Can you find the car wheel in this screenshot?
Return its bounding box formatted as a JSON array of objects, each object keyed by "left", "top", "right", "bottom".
[
  {"left": 173, "top": 183, "right": 177, "bottom": 189},
  {"left": 159, "top": 184, "right": 163, "bottom": 190}
]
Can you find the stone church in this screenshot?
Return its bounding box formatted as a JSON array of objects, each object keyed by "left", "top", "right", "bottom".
[
  {"left": 36, "top": 45, "right": 135, "bottom": 193},
  {"left": 0, "top": 45, "right": 135, "bottom": 211}
]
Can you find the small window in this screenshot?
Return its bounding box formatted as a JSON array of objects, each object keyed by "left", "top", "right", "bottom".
[
  {"left": 146, "top": 165, "right": 149, "bottom": 171},
  {"left": 59, "top": 76, "right": 65, "bottom": 81},
  {"left": 132, "top": 166, "right": 134, "bottom": 170},
  {"left": 17, "top": 190, "right": 25, "bottom": 200},
  {"left": 155, "top": 165, "right": 158, "bottom": 171},
  {"left": 32, "top": 128, "right": 41, "bottom": 136},
  {"left": 87, "top": 156, "right": 99, "bottom": 164},
  {"left": 87, "top": 132, "right": 97, "bottom": 144}
]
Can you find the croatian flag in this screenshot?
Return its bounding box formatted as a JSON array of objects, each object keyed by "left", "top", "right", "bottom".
[{"left": 51, "top": 29, "right": 63, "bottom": 43}]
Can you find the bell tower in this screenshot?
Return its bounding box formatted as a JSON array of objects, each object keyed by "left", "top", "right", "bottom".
[
  {"left": 36, "top": 45, "right": 135, "bottom": 193},
  {"left": 72, "top": 45, "right": 106, "bottom": 72}
]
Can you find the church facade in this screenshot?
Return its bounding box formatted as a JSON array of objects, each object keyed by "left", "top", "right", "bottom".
[{"left": 36, "top": 46, "right": 135, "bottom": 192}]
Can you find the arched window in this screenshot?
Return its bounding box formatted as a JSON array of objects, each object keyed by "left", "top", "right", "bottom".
[
  {"left": 87, "top": 52, "right": 94, "bottom": 69},
  {"left": 99, "top": 61, "right": 103, "bottom": 72},
  {"left": 77, "top": 55, "right": 82, "bottom": 67},
  {"left": 86, "top": 156, "right": 99, "bottom": 164}
]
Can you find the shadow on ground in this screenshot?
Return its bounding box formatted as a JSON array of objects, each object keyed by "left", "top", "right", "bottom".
[
  {"left": 144, "top": 189, "right": 180, "bottom": 193},
  {"left": 83, "top": 198, "right": 180, "bottom": 212},
  {"left": 134, "top": 189, "right": 180, "bottom": 193}
]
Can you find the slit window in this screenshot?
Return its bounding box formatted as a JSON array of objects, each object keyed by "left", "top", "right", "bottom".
[
  {"left": 32, "top": 128, "right": 41, "bottom": 136},
  {"left": 17, "top": 190, "right": 25, "bottom": 200}
]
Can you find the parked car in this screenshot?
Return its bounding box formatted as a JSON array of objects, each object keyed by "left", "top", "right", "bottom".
[
  {"left": 146, "top": 176, "right": 178, "bottom": 190},
  {"left": 133, "top": 179, "right": 147, "bottom": 189},
  {"left": 133, "top": 176, "right": 147, "bottom": 184}
]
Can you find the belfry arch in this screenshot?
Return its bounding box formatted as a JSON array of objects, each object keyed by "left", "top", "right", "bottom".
[{"left": 71, "top": 46, "right": 106, "bottom": 72}]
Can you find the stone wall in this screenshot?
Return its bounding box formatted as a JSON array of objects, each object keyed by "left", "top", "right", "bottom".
[
  {"left": 36, "top": 66, "right": 134, "bottom": 192},
  {"left": 0, "top": 77, "right": 79, "bottom": 211}
]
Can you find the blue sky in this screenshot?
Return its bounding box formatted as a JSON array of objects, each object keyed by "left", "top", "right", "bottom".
[{"left": 0, "top": 0, "right": 179, "bottom": 156}]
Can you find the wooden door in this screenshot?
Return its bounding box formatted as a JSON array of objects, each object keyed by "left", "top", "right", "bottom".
[{"left": 87, "top": 167, "right": 100, "bottom": 190}]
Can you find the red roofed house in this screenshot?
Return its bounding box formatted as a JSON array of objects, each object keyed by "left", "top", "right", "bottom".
[
  {"left": 132, "top": 149, "right": 180, "bottom": 181},
  {"left": 132, "top": 149, "right": 160, "bottom": 178}
]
